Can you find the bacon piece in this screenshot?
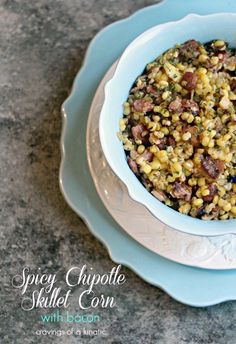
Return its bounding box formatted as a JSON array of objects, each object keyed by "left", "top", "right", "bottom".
[
  {"left": 168, "top": 97, "right": 183, "bottom": 112},
  {"left": 170, "top": 182, "right": 192, "bottom": 202},
  {"left": 216, "top": 160, "right": 225, "bottom": 172},
  {"left": 203, "top": 184, "right": 218, "bottom": 202},
  {"left": 168, "top": 97, "right": 199, "bottom": 114},
  {"left": 130, "top": 149, "right": 139, "bottom": 160},
  {"left": 201, "top": 155, "right": 225, "bottom": 179},
  {"left": 136, "top": 150, "right": 153, "bottom": 166},
  {"left": 167, "top": 135, "right": 176, "bottom": 147},
  {"left": 131, "top": 124, "right": 146, "bottom": 142},
  {"left": 182, "top": 40, "right": 200, "bottom": 50},
  {"left": 146, "top": 85, "right": 159, "bottom": 96},
  {"left": 230, "top": 79, "right": 236, "bottom": 93},
  {"left": 150, "top": 135, "right": 176, "bottom": 150},
  {"left": 152, "top": 188, "right": 167, "bottom": 202},
  {"left": 181, "top": 99, "right": 199, "bottom": 114},
  {"left": 218, "top": 51, "right": 228, "bottom": 63},
  {"left": 133, "top": 99, "right": 153, "bottom": 113},
  {"left": 181, "top": 72, "right": 198, "bottom": 91},
  {"left": 128, "top": 158, "right": 138, "bottom": 174},
  {"left": 157, "top": 137, "right": 167, "bottom": 150},
  {"left": 146, "top": 85, "right": 162, "bottom": 104},
  {"left": 179, "top": 40, "right": 201, "bottom": 60},
  {"left": 140, "top": 150, "right": 153, "bottom": 162}
]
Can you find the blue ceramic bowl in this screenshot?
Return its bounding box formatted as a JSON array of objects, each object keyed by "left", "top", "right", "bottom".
[{"left": 99, "top": 13, "right": 236, "bottom": 236}]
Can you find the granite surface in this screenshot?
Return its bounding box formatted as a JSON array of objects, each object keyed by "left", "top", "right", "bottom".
[{"left": 1, "top": 0, "right": 236, "bottom": 343}]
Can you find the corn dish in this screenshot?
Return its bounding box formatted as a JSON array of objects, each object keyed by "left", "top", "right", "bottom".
[{"left": 119, "top": 40, "right": 236, "bottom": 220}]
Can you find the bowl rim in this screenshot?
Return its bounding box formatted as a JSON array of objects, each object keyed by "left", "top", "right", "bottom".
[{"left": 99, "top": 12, "right": 236, "bottom": 236}]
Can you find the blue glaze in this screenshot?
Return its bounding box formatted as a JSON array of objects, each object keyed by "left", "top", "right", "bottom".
[{"left": 60, "top": 0, "right": 236, "bottom": 307}]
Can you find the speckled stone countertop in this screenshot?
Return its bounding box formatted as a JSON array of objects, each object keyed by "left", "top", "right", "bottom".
[{"left": 1, "top": 1, "right": 236, "bottom": 343}]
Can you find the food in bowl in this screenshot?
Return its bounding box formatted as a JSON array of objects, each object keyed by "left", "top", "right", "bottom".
[{"left": 119, "top": 39, "right": 236, "bottom": 220}]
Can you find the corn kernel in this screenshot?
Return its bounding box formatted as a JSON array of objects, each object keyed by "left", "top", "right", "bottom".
[
  {"left": 181, "top": 112, "right": 189, "bottom": 120},
  {"left": 207, "top": 138, "right": 214, "bottom": 148},
  {"left": 156, "top": 150, "right": 168, "bottom": 162},
  {"left": 161, "top": 127, "right": 169, "bottom": 135},
  {"left": 198, "top": 178, "right": 206, "bottom": 186},
  {"left": 187, "top": 114, "right": 195, "bottom": 123},
  {"left": 218, "top": 198, "right": 226, "bottom": 207},
  {"left": 184, "top": 160, "right": 194, "bottom": 170},
  {"left": 179, "top": 203, "right": 191, "bottom": 214},
  {"left": 210, "top": 56, "right": 219, "bottom": 65},
  {"left": 198, "top": 54, "right": 208, "bottom": 63},
  {"left": 137, "top": 145, "right": 145, "bottom": 154},
  {"left": 202, "top": 136, "right": 210, "bottom": 147},
  {"left": 172, "top": 114, "right": 179, "bottom": 122},
  {"left": 202, "top": 189, "right": 210, "bottom": 196},
  {"left": 188, "top": 178, "right": 197, "bottom": 186},
  {"left": 231, "top": 206, "right": 236, "bottom": 215},
  {"left": 150, "top": 159, "right": 161, "bottom": 170},
  {"left": 214, "top": 40, "right": 226, "bottom": 49},
  {"left": 162, "top": 91, "right": 171, "bottom": 100},
  {"left": 223, "top": 203, "right": 231, "bottom": 212},
  {"left": 172, "top": 162, "right": 182, "bottom": 173},
  {"left": 142, "top": 164, "right": 152, "bottom": 174},
  {"left": 193, "top": 198, "right": 203, "bottom": 207},
  {"left": 182, "top": 132, "right": 191, "bottom": 141},
  {"left": 119, "top": 119, "right": 126, "bottom": 131},
  {"left": 150, "top": 146, "right": 158, "bottom": 153}
]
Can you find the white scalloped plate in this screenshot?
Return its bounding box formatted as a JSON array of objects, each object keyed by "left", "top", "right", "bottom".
[{"left": 87, "top": 61, "right": 236, "bottom": 270}]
